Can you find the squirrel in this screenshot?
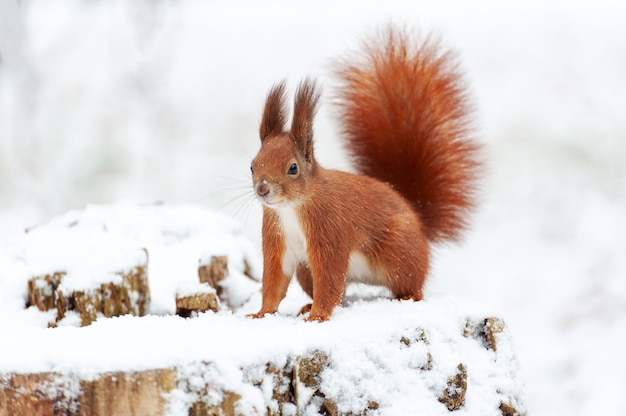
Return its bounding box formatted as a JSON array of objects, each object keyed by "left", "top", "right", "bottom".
[{"left": 247, "top": 26, "right": 481, "bottom": 322}]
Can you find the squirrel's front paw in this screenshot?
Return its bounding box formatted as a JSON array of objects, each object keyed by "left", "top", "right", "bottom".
[
  {"left": 304, "top": 313, "right": 330, "bottom": 323},
  {"left": 246, "top": 311, "right": 270, "bottom": 319}
]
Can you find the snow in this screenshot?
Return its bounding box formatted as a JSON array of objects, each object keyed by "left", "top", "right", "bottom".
[
  {"left": 0, "top": 201, "right": 524, "bottom": 414},
  {"left": 1, "top": 201, "right": 259, "bottom": 318},
  {"left": 1, "top": 0, "right": 625, "bottom": 415}
]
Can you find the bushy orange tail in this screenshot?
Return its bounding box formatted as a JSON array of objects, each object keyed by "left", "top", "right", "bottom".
[{"left": 334, "top": 26, "right": 482, "bottom": 243}]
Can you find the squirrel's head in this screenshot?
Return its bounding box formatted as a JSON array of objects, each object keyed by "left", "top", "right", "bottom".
[{"left": 251, "top": 79, "right": 321, "bottom": 209}]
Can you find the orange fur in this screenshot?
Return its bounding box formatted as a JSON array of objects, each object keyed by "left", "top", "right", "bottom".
[{"left": 248, "top": 26, "right": 481, "bottom": 322}]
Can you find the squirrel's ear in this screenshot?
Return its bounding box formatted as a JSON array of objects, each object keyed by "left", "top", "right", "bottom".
[
  {"left": 260, "top": 80, "right": 288, "bottom": 142},
  {"left": 291, "top": 78, "right": 321, "bottom": 162}
]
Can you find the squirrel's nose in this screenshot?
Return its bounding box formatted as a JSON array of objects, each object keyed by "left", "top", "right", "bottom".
[{"left": 256, "top": 182, "right": 270, "bottom": 197}]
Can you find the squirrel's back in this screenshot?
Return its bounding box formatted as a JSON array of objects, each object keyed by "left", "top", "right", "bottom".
[{"left": 334, "top": 26, "right": 481, "bottom": 243}]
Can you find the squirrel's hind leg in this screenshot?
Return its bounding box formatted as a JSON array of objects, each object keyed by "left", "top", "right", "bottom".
[
  {"left": 295, "top": 263, "right": 314, "bottom": 316},
  {"left": 378, "top": 217, "right": 430, "bottom": 302},
  {"left": 296, "top": 262, "right": 314, "bottom": 298}
]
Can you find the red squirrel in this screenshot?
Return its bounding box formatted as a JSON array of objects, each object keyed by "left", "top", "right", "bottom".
[{"left": 248, "top": 27, "right": 481, "bottom": 322}]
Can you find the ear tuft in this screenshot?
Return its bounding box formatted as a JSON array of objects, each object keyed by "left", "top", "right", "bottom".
[
  {"left": 291, "top": 78, "right": 321, "bottom": 162},
  {"left": 260, "top": 80, "right": 288, "bottom": 142}
]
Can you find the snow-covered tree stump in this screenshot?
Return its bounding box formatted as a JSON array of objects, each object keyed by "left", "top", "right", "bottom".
[
  {"left": 0, "top": 369, "right": 176, "bottom": 416},
  {"left": 175, "top": 282, "right": 219, "bottom": 317},
  {"left": 0, "top": 305, "right": 526, "bottom": 416},
  {"left": 198, "top": 255, "right": 229, "bottom": 296},
  {"left": 18, "top": 203, "right": 259, "bottom": 326},
  {"left": 1, "top": 204, "right": 526, "bottom": 415},
  {"left": 26, "top": 256, "right": 150, "bottom": 327}
]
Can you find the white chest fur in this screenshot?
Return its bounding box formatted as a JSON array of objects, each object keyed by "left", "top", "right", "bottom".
[{"left": 275, "top": 206, "right": 308, "bottom": 276}]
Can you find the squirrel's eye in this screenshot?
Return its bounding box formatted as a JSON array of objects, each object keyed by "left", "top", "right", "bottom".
[
  {"left": 250, "top": 166, "right": 254, "bottom": 174},
  {"left": 288, "top": 163, "right": 298, "bottom": 175}
]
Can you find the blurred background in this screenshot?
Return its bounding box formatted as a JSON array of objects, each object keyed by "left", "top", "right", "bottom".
[{"left": 1, "top": 1, "right": 625, "bottom": 415}]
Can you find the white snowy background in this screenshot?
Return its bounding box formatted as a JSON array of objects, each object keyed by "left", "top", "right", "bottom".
[{"left": 0, "top": 0, "right": 625, "bottom": 415}]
